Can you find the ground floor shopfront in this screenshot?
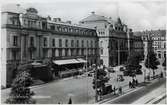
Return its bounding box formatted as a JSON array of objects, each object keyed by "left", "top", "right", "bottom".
[{"left": 4, "top": 54, "right": 99, "bottom": 87}]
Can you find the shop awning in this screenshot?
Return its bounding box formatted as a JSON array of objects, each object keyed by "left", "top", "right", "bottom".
[
  {"left": 53, "top": 59, "right": 80, "bottom": 65},
  {"left": 76, "top": 58, "right": 87, "bottom": 63},
  {"left": 53, "top": 58, "right": 87, "bottom": 65}
]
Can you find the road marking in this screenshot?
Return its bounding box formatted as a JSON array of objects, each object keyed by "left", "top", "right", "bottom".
[{"left": 102, "top": 87, "right": 144, "bottom": 104}]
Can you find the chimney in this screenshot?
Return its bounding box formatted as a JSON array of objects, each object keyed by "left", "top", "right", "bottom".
[
  {"left": 47, "top": 15, "right": 51, "bottom": 21},
  {"left": 53, "top": 18, "right": 61, "bottom": 22},
  {"left": 66, "top": 21, "right": 72, "bottom": 24}
]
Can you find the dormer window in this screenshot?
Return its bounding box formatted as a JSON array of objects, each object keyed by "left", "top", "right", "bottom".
[
  {"left": 105, "top": 25, "right": 107, "bottom": 28},
  {"left": 42, "top": 22, "right": 47, "bottom": 29}
]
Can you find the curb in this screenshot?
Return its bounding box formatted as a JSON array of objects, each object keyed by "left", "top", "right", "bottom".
[{"left": 97, "top": 78, "right": 164, "bottom": 104}]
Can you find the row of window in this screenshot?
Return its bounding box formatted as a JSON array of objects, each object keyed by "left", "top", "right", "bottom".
[
  {"left": 11, "top": 49, "right": 96, "bottom": 60},
  {"left": 12, "top": 36, "right": 96, "bottom": 48},
  {"left": 44, "top": 49, "right": 96, "bottom": 58},
  {"left": 43, "top": 38, "right": 96, "bottom": 48},
  {"left": 152, "top": 37, "right": 165, "bottom": 40},
  {"left": 115, "top": 27, "right": 123, "bottom": 31},
  {"left": 54, "top": 25, "right": 95, "bottom": 36},
  {"left": 157, "top": 51, "right": 166, "bottom": 59},
  {"left": 20, "top": 18, "right": 96, "bottom": 36},
  {"left": 10, "top": 16, "right": 96, "bottom": 36}
]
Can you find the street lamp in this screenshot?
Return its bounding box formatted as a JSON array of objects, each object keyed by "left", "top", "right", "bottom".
[
  {"left": 144, "top": 69, "right": 146, "bottom": 83},
  {"left": 92, "top": 64, "right": 98, "bottom": 102}
]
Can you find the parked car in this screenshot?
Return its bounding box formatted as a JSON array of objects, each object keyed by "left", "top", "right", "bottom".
[
  {"left": 123, "top": 70, "right": 129, "bottom": 76},
  {"left": 119, "top": 67, "right": 125, "bottom": 71},
  {"left": 135, "top": 69, "right": 143, "bottom": 75},
  {"left": 88, "top": 72, "right": 93, "bottom": 77},
  {"left": 28, "top": 60, "right": 43, "bottom": 66},
  {"left": 101, "top": 84, "right": 113, "bottom": 95},
  {"left": 89, "top": 70, "right": 95, "bottom": 73},
  {"left": 117, "top": 75, "right": 124, "bottom": 82},
  {"left": 107, "top": 67, "right": 115, "bottom": 73}
]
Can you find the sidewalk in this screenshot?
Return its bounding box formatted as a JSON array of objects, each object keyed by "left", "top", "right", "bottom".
[
  {"left": 98, "top": 83, "right": 142, "bottom": 104},
  {"left": 98, "top": 76, "right": 164, "bottom": 104},
  {"left": 132, "top": 79, "right": 166, "bottom": 104}
]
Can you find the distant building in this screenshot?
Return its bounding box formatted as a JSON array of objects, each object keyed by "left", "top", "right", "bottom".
[
  {"left": 134, "top": 30, "right": 166, "bottom": 63},
  {"left": 79, "top": 12, "right": 143, "bottom": 67}
]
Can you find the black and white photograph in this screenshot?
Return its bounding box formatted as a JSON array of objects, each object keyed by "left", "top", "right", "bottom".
[{"left": 1, "top": 0, "right": 166, "bottom": 104}]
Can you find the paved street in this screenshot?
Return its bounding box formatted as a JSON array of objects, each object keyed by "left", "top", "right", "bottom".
[
  {"left": 103, "top": 78, "right": 166, "bottom": 104},
  {"left": 1, "top": 63, "right": 165, "bottom": 104},
  {"left": 132, "top": 78, "right": 166, "bottom": 104}
]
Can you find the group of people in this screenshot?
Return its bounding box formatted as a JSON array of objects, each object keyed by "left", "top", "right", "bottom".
[
  {"left": 112, "top": 86, "right": 122, "bottom": 95},
  {"left": 129, "top": 79, "right": 138, "bottom": 88}
]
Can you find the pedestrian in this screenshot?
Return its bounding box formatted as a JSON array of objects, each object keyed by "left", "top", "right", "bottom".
[
  {"left": 68, "top": 97, "right": 72, "bottom": 104},
  {"left": 132, "top": 79, "right": 136, "bottom": 87},
  {"left": 160, "top": 72, "right": 163, "bottom": 78},
  {"left": 129, "top": 81, "right": 132, "bottom": 88},
  {"left": 119, "top": 86, "right": 122, "bottom": 94},
  {"left": 135, "top": 79, "right": 138, "bottom": 86}
]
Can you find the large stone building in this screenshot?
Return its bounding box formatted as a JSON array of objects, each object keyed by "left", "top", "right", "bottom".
[
  {"left": 79, "top": 12, "right": 144, "bottom": 67},
  {"left": 1, "top": 8, "right": 99, "bottom": 87},
  {"left": 1, "top": 7, "right": 144, "bottom": 87}
]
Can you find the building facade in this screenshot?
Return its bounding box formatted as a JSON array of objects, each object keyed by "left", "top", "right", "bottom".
[
  {"left": 1, "top": 8, "right": 99, "bottom": 87},
  {"left": 79, "top": 12, "right": 144, "bottom": 67},
  {"left": 1, "top": 7, "right": 144, "bottom": 87},
  {"left": 134, "top": 30, "right": 166, "bottom": 64}
]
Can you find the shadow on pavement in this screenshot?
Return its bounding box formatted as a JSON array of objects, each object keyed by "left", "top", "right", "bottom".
[{"left": 137, "top": 82, "right": 151, "bottom": 87}]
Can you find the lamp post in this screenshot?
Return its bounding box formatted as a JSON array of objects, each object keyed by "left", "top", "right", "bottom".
[
  {"left": 92, "top": 64, "right": 98, "bottom": 102},
  {"left": 144, "top": 69, "right": 146, "bottom": 83}
]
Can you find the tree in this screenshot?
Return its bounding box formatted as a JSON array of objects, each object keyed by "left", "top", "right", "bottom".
[
  {"left": 145, "top": 51, "right": 160, "bottom": 78},
  {"left": 125, "top": 52, "right": 142, "bottom": 77},
  {"left": 6, "top": 69, "right": 35, "bottom": 104},
  {"left": 92, "top": 67, "right": 109, "bottom": 94}
]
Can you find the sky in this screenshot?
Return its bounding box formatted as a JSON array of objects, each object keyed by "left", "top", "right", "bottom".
[{"left": 1, "top": 0, "right": 167, "bottom": 31}]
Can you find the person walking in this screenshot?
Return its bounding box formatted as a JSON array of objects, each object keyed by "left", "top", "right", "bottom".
[
  {"left": 129, "top": 81, "right": 132, "bottom": 88},
  {"left": 119, "top": 86, "right": 122, "bottom": 94},
  {"left": 135, "top": 79, "right": 138, "bottom": 86},
  {"left": 68, "top": 97, "right": 72, "bottom": 104},
  {"left": 113, "top": 86, "right": 116, "bottom": 95},
  {"left": 132, "top": 79, "right": 136, "bottom": 88}
]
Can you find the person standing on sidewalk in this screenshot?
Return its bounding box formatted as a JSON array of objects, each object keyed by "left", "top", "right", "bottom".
[
  {"left": 113, "top": 86, "right": 116, "bottom": 95},
  {"left": 129, "top": 81, "right": 132, "bottom": 88},
  {"left": 119, "top": 86, "right": 122, "bottom": 95},
  {"left": 68, "top": 97, "right": 72, "bottom": 104},
  {"left": 135, "top": 79, "right": 138, "bottom": 86}
]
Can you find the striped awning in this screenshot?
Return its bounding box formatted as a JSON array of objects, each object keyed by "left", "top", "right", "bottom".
[{"left": 53, "top": 58, "right": 87, "bottom": 65}]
